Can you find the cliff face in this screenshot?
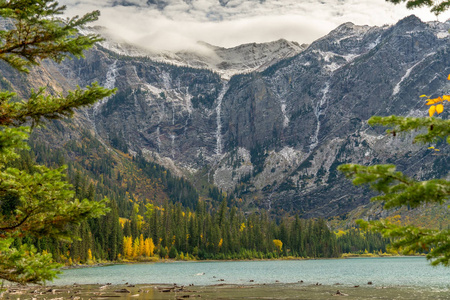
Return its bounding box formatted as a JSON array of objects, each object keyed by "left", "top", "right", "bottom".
[
  {"left": 4, "top": 15, "right": 449, "bottom": 217},
  {"left": 215, "top": 16, "right": 450, "bottom": 216}
]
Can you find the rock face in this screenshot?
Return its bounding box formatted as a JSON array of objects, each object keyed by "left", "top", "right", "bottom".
[{"left": 6, "top": 15, "right": 450, "bottom": 217}]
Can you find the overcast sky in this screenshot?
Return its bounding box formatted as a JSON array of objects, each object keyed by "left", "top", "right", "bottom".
[{"left": 60, "top": 0, "right": 450, "bottom": 52}]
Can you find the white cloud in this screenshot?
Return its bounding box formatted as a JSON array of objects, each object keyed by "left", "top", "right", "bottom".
[{"left": 60, "top": 0, "right": 450, "bottom": 51}]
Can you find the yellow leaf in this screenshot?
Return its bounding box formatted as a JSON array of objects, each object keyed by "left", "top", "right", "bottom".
[
  {"left": 427, "top": 97, "right": 443, "bottom": 105},
  {"left": 420, "top": 95, "right": 429, "bottom": 98},
  {"left": 428, "top": 146, "right": 435, "bottom": 149},
  {"left": 443, "top": 95, "right": 450, "bottom": 102},
  {"left": 447, "top": 74, "right": 450, "bottom": 80},
  {"left": 436, "top": 103, "right": 444, "bottom": 114},
  {"left": 435, "top": 149, "right": 440, "bottom": 151},
  {"left": 429, "top": 105, "right": 436, "bottom": 117}
]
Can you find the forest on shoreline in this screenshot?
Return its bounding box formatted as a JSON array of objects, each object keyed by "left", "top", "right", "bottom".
[{"left": 5, "top": 133, "right": 391, "bottom": 267}]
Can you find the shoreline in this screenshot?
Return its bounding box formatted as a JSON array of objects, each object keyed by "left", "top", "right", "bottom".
[
  {"left": 2, "top": 281, "right": 448, "bottom": 300},
  {"left": 59, "top": 254, "right": 426, "bottom": 269}
]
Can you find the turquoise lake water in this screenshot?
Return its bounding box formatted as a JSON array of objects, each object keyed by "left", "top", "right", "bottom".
[{"left": 52, "top": 257, "right": 450, "bottom": 288}]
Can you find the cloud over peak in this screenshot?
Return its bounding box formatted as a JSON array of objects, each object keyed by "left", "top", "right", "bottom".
[{"left": 61, "top": 0, "right": 450, "bottom": 52}]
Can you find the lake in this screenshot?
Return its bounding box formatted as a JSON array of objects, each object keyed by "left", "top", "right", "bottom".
[{"left": 53, "top": 257, "right": 450, "bottom": 289}]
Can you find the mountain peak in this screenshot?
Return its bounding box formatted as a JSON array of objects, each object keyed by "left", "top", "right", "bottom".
[{"left": 395, "top": 14, "right": 425, "bottom": 30}]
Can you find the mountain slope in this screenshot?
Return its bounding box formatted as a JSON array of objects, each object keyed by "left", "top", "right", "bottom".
[
  {"left": 84, "top": 26, "right": 305, "bottom": 79},
  {"left": 2, "top": 15, "right": 449, "bottom": 218}
]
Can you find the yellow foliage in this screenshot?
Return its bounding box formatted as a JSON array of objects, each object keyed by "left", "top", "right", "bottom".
[
  {"left": 424, "top": 76, "right": 450, "bottom": 116},
  {"left": 386, "top": 214, "right": 402, "bottom": 225},
  {"left": 119, "top": 217, "right": 129, "bottom": 228},
  {"left": 144, "top": 238, "right": 155, "bottom": 256},
  {"left": 218, "top": 238, "right": 223, "bottom": 248},
  {"left": 429, "top": 105, "right": 436, "bottom": 117},
  {"left": 123, "top": 236, "right": 133, "bottom": 258},
  {"left": 133, "top": 237, "right": 140, "bottom": 258},
  {"left": 273, "top": 239, "right": 283, "bottom": 253},
  {"left": 335, "top": 229, "right": 346, "bottom": 238},
  {"left": 87, "top": 248, "right": 93, "bottom": 261},
  {"left": 139, "top": 234, "right": 145, "bottom": 256},
  {"left": 240, "top": 222, "right": 246, "bottom": 232}
]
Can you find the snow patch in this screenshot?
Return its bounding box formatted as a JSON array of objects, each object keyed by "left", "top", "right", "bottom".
[
  {"left": 325, "top": 62, "right": 341, "bottom": 72},
  {"left": 144, "top": 83, "right": 164, "bottom": 96},
  {"left": 436, "top": 31, "right": 450, "bottom": 39},
  {"left": 279, "top": 147, "right": 300, "bottom": 163},
  {"left": 343, "top": 54, "right": 359, "bottom": 62},
  {"left": 367, "top": 36, "right": 381, "bottom": 50},
  {"left": 393, "top": 52, "right": 436, "bottom": 96},
  {"left": 316, "top": 50, "right": 337, "bottom": 62},
  {"left": 237, "top": 147, "right": 251, "bottom": 162}
]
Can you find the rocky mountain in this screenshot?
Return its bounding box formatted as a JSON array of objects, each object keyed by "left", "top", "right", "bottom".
[
  {"left": 82, "top": 26, "right": 306, "bottom": 79},
  {"left": 3, "top": 15, "right": 449, "bottom": 218}
]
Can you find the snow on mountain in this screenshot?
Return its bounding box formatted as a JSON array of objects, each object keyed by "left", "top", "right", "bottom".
[{"left": 83, "top": 26, "right": 306, "bottom": 79}]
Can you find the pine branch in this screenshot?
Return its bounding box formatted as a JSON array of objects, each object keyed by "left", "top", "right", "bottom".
[
  {"left": 369, "top": 115, "right": 450, "bottom": 144},
  {"left": 338, "top": 164, "right": 450, "bottom": 209}
]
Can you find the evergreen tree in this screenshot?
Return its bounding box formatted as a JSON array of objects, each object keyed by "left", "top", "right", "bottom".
[
  {"left": 339, "top": 76, "right": 450, "bottom": 266},
  {"left": 387, "top": 0, "right": 450, "bottom": 15},
  {"left": 0, "top": 0, "right": 114, "bottom": 284}
]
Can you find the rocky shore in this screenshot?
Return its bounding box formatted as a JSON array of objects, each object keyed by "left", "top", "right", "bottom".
[{"left": 1, "top": 282, "right": 448, "bottom": 299}]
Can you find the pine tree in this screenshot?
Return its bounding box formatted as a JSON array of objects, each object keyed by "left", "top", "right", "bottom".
[
  {"left": 387, "top": 0, "right": 450, "bottom": 15},
  {"left": 338, "top": 75, "right": 450, "bottom": 266},
  {"left": 0, "top": 0, "right": 114, "bottom": 284}
]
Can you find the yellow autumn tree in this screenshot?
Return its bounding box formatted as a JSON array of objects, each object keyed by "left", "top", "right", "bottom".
[
  {"left": 139, "top": 234, "right": 145, "bottom": 256},
  {"left": 273, "top": 239, "right": 283, "bottom": 253},
  {"left": 123, "top": 236, "right": 133, "bottom": 258},
  {"left": 144, "top": 238, "right": 155, "bottom": 257},
  {"left": 133, "top": 237, "right": 140, "bottom": 258}
]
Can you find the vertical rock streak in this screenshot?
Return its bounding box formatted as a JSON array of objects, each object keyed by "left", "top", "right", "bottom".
[
  {"left": 156, "top": 126, "right": 161, "bottom": 153},
  {"left": 95, "top": 60, "right": 118, "bottom": 114},
  {"left": 216, "top": 82, "right": 230, "bottom": 156},
  {"left": 90, "top": 60, "right": 118, "bottom": 148},
  {"left": 170, "top": 134, "right": 176, "bottom": 158},
  {"left": 392, "top": 52, "right": 436, "bottom": 96},
  {"left": 310, "top": 82, "right": 329, "bottom": 151}
]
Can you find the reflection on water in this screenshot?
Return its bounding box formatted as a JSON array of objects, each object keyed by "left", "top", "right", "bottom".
[{"left": 53, "top": 257, "right": 450, "bottom": 288}]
